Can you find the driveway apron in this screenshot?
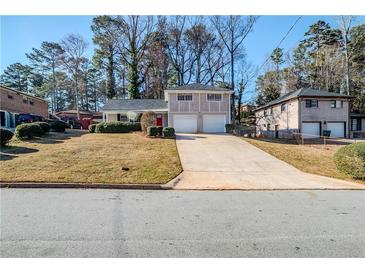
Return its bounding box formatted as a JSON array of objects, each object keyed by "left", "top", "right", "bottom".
[{"left": 173, "top": 134, "right": 364, "bottom": 190}]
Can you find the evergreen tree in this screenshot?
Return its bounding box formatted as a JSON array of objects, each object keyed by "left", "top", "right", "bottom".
[{"left": 26, "top": 41, "right": 64, "bottom": 112}]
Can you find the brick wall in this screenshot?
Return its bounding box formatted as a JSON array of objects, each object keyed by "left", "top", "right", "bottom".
[{"left": 0, "top": 86, "right": 48, "bottom": 117}]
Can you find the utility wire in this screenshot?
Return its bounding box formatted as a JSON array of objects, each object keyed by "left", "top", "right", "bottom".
[{"left": 249, "top": 16, "right": 303, "bottom": 82}]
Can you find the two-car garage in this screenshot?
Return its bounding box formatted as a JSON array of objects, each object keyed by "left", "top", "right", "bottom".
[
  {"left": 301, "top": 121, "right": 346, "bottom": 138},
  {"left": 173, "top": 114, "right": 226, "bottom": 133}
]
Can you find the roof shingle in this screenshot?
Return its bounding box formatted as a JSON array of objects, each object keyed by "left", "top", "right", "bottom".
[
  {"left": 255, "top": 88, "right": 353, "bottom": 111},
  {"left": 101, "top": 99, "right": 167, "bottom": 111},
  {"left": 166, "top": 83, "right": 232, "bottom": 92}
]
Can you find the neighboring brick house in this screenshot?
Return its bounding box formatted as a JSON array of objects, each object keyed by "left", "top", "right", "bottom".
[
  {"left": 254, "top": 88, "right": 353, "bottom": 139},
  {"left": 101, "top": 84, "right": 233, "bottom": 133},
  {"left": 0, "top": 85, "right": 48, "bottom": 129}
]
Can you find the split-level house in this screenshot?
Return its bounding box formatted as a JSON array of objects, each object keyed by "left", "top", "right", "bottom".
[
  {"left": 101, "top": 83, "right": 233, "bottom": 133},
  {"left": 254, "top": 88, "right": 354, "bottom": 139}
]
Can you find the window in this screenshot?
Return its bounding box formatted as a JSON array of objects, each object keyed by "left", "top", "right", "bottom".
[
  {"left": 23, "top": 99, "right": 28, "bottom": 104},
  {"left": 330, "top": 100, "right": 343, "bottom": 108},
  {"left": 281, "top": 103, "right": 287, "bottom": 112},
  {"left": 264, "top": 109, "right": 269, "bottom": 116},
  {"left": 270, "top": 108, "right": 274, "bottom": 115},
  {"left": 7, "top": 94, "right": 13, "bottom": 99},
  {"left": 267, "top": 124, "right": 271, "bottom": 130},
  {"left": 29, "top": 101, "right": 34, "bottom": 105},
  {"left": 351, "top": 118, "right": 362, "bottom": 131},
  {"left": 177, "top": 93, "right": 192, "bottom": 101},
  {"left": 207, "top": 93, "right": 222, "bottom": 101},
  {"left": 305, "top": 99, "right": 318, "bottom": 108}
]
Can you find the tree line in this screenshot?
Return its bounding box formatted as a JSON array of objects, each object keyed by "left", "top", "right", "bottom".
[
  {"left": 256, "top": 17, "right": 365, "bottom": 114},
  {"left": 0, "top": 15, "right": 257, "bottom": 119},
  {"left": 1, "top": 16, "right": 363, "bottom": 119}
]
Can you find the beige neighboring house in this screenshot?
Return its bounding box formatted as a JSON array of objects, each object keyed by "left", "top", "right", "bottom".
[
  {"left": 100, "top": 84, "right": 233, "bottom": 133},
  {"left": 254, "top": 88, "right": 353, "bottom": 139}
]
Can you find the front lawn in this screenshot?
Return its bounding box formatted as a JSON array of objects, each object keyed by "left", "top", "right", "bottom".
[
  {"left": 242, "top": 137, "right": 363, "bottom": 184},
  {"left": 0, "top": 130, "right": 182, "bottom": 184}
]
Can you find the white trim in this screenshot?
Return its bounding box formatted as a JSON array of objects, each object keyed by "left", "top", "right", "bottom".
[{"left": 165, "top": 89, "right": 234, "bottom": 94}]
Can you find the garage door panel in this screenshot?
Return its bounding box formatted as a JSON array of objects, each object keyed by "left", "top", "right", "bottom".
[
  {"left": 173, "top": 115, "right": 197, "bottom": 133},
  {"left": 302, "top": 122, "right": 320, "bottom": 139},
  {"left": 203, "top": 115, "right": 226, "bottom": 133},
  {"left": 327, "top": 122, "right": 345, "bottom": 138}
]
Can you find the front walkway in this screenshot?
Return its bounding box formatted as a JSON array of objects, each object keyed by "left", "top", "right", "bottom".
[{"left": 173, "top": 134, "right": 364, "bottom": 190}]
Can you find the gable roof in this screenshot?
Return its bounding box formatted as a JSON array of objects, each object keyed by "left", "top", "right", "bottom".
[
  {"left": 101, "top": 99, "right": 168, "bottom": 112},
  {"left": 0, "top": 85, "right": 48, "bottom": 103},
  {"left": 165, "top": 83, "right": 233, "bottom": 93},
  {"left": 255, "top": 88, "right": 353, "bottom": 111}
]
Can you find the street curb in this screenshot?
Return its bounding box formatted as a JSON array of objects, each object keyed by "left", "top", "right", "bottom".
[{"left": 0, "top": 182, "right": 172, "bottom": 190}]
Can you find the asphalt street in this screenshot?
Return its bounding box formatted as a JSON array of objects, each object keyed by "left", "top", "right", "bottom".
[{"left": 0, "top": 189, "right": 364, "bottom": 257}]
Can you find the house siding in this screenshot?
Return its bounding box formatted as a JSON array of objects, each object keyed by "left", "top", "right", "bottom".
[
  {"left": 256, "top": 99, "right": 299, "bottom": 138},
  {"left": 300, "top": 98, "right": 350, "bottom": 137},
  {"left": 255, "top": 97, "right": 351, "bottom": 138},
  {"left": 0, "top": 86, "right": 48, "bottom": 118},
  {"left": 167, "top": 92, "right": 230, "bottom": 132}
]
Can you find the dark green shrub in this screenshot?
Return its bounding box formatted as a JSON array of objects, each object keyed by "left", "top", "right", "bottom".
[
  {"left": 15, "top": 123, "right": 44, "bottom": 139},
  {"left": 89, "top": 123, "right": 97, "bottom": 133},
  {"left": 141, "top": 111, "right": 156, "bottom": 133},
  {"left": 147, "top": 126, "right": 158, "bottom": 136},
  {"left": 95, "top": 122, "right": 139, "bottom": 133},
  {"left": 334, "top": 143, "right": 365, "bottom": 179},
  {"left": 157, "top": 126, "right": 163, "bottom": 136},
  {"left": 128, "top": 122, "right": 141, "bottom": 132},
  {"left": 162, "top": 127, "right": 175, "bottom": 138},
  {"left": 0, "top": 128, "right": 14, "bottom": 146},
  {"left": 50, "top": 120, "right": 67, "bottom": 132},
  {"left": 34, "top": 122, "right": 50, "bottom": 133}
]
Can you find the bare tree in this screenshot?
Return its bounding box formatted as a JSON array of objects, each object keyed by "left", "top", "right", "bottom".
[
  {"left": 165, "top": 16, "right": 195, "bottom": 86},
  {"left": 61, "top": 34, "right": 88, "bottom": 119},
  {"left": 236, "top": 62, "right": 257, "bottom": 122},
  {"left": 338, "top": 16, "right": 354, "bottom": 95},
  {"left": 115, "top": 15, "right": 155, "bottom": 99},
  {"left": 211, "top": 15, "right": 258, "bottom": 122}
]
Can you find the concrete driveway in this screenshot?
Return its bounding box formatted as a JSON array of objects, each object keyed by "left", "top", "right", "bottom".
[{"left": 173, "top": 134, "right": 364, "bottom": 190}]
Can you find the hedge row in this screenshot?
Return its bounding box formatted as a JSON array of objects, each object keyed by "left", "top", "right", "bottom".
[
  {"left": 14, "top": 121, "right": 67, "bottom": 140},
  {"left": 147, "top": 126, "right": 175, "bottom": 138},
  {"left": 334, "top": 142, "right": 365, "bottom": 179},
  {"left": 94, "top": 122, "right": 141, "bottom": 133}
]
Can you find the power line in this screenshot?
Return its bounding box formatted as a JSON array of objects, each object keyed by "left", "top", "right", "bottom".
[{"left": 249, "top": 16, "right": 303, "bottom": 82}]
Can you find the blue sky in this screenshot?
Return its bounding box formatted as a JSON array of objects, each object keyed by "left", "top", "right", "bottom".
[{"left": 1, "top": 15, "right": 364, "bottom": 101}]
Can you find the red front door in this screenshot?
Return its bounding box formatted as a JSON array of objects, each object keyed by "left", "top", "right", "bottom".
[{"left": 156, "top": 114, "right": 162, "bottom": 126}]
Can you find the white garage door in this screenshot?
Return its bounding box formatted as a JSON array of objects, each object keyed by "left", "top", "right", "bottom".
[
  {"left": 302, "top": 122, "right": 320, "bottom": 139},
  {"left": 203, "top": 115, "right": 226, "bottom": 133},
  {"left": 327, "top": 122, "right": 345, "bottom": 138},
  {"left": 173, "top": 115, "right": 197, "bottom": 133}
]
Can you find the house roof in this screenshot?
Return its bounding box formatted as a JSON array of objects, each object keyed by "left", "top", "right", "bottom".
[
  {"left": 350, "top": 112, "right": 365, "bottom": 118},
  {"left": 0, "top": 85, "right": 48, "bottom": 103},
  {"left": 165, "top": 83, "right": 233, "bottom": 93},
  {"left": 101, "top": 99, "right": 168, "bottom": 112},
  {"left": 255, "top": 88, "right": 353, "bottom": 111}
]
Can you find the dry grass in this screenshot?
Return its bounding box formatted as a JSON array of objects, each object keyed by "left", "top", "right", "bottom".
[
  {"left": 0, "top": 130, "right": 182, "bottom": 184},
  {"left": 243, "top": 137, "right": 363, "bottom": 184}
]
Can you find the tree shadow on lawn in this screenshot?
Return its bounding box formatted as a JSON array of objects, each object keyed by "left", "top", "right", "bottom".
[{"left": 0, "top": 146, "right": 39, "bottom": 161}]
